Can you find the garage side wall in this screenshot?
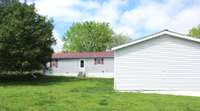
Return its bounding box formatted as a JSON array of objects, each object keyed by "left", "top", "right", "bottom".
[{"left": 114, "top": 35, "right": 200, "bottom": 91}]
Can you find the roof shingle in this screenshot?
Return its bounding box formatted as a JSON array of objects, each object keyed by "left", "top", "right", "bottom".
[{"left": 52, "top": 51, "right": 113, "bottom": 59}]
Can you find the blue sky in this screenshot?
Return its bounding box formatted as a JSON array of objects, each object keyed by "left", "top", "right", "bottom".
[{"left": 26, "top": 0, "right": 200, "bottom": 52}]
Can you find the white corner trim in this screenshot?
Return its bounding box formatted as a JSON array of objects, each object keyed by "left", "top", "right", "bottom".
[{"left": 112, "top": 30, "right": 200, "bottom": 51}]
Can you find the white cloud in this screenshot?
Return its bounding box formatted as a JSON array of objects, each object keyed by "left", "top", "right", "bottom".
[
  {"left": 114, "top": 26, "right": 136, "bottom": 36},
  {"left": 33, "top": 0, "right": 129, "bottom": 51},
  {"left": 91, "top": 0, "right": 127, "bottom": 24},
  {"left": 34, "top": 0, "right": 85, "bottom": 22},
  {"left": 34, "top": 0, "right": 128, "bottom": 24},
  {"left": 120, "top": 0, "right": 200, "bottom": 37},
  {"left": 123, "top": 2, "right": 171, "bottom": 31},
  {"left": 52, "top": 30, "right": 64, "bottom": 52},
  {"left": 168, "top": 6, "right": 200, "bottom": 33},
  {"left": 27, "top": 0, "right": 200, "bottom": 51}
]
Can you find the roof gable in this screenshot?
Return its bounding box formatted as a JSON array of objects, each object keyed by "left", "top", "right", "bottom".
[{"left": 112, "top": 29, "right": 200, "bottom": 51}]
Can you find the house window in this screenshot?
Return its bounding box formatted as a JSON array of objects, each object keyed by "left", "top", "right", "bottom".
[
  {"left": 51, "top": 59, "right": 58, "bottom": 68},
  {"left": 94, "top": 58, "right": 104, "bottom": 65}
]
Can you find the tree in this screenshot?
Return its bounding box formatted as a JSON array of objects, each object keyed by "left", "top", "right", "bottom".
[
  {"left": 0, "top": 0, "right": 18, "bottom": 6},
  {"left": 0, "top": 1, "right": 54, "bottom": 74},
  {"left": 63, "top": 21, "right": 131, "bottom": 52},
  {"left": 188, "top": 25, "right": 200, "bottom": 38},
  {"left": 108, "top": 33, "right": 132, "bottom": 49},
  {"left": 63, "top": 21, "right": 113, "bottom": 52}
]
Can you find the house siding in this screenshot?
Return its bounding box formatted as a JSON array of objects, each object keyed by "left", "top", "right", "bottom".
[
  {"left": 114, "top": 35, "right": 200, "bottom": 91},
  {"left": 52, "top": 59, "right": 79, "bottom": 74},
  {"left": 49, "top": 57, "right": 114, "bottom": 78}
]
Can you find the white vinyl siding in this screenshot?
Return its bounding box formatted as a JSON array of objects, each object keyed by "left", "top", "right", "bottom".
[
  {"left": 52, "top": 59, "right": 79, "bottom": 74},
  {"left": 114, "top": 35, "right": 200, "bottom": 91},
  {"left": 86, "top": 58, "right": 113, "bottom": 73},
  {"left": 49, "top": 58, "right": 113, "bottom": 78}
]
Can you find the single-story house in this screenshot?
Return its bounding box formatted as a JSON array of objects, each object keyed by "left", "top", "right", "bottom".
[
  {"left": 112, "top": 29, "right": 200, "bottom": 91},
  {"left": 47, "top": 51, "right": 114, "bottom": 78}
]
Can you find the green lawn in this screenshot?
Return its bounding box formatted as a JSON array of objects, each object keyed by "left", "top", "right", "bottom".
[{"left": 0, "top": 75, "right": 200, "bottom": 111}]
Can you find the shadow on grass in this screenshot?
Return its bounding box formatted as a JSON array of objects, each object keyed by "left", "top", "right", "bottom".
[{"left": 0, "top": 74, "right": 84, "bottom": 86}]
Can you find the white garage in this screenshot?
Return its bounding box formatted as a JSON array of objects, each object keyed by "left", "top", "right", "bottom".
[{"left": 112, "top": 30, "right": 200, "bottom": 91}]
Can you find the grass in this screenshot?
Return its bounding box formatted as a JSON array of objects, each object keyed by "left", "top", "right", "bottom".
[{"left": 0, "top": 74, "right": 200, "bottom": 111}]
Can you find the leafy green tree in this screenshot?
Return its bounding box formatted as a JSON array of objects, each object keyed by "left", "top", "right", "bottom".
[
  {"left": 0, "top": 0, "right": 18, "bottom": 6},
  {"left": 63, "top": 21, "right": 131, "bottom": 52},
  {"left": 63, "top": 21, "right": 113, "bottom": 52},
  {"left": 109, "top": 33, "right": 132, "bottom": 49},
  {"left": 188, "top": 25, "right": 200, "bottom": 38},
  {"left": 0, "top": 1, "right": 54, "bottom": 74}
]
